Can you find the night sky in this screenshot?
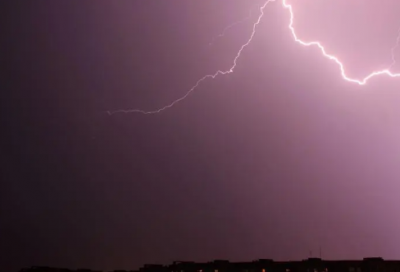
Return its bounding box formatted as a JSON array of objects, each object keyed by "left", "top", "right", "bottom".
[{"left": 2, "top": 1, "right": 400, "bottom": 271}]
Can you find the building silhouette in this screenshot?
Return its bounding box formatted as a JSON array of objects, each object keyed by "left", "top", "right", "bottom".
[{"left": 20, "top": 257, "right": 400, "bottom": 272}]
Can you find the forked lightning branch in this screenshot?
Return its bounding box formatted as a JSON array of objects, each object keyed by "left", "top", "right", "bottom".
[{"left": 108, "top": 0, "right": 400, "bottom": 115}]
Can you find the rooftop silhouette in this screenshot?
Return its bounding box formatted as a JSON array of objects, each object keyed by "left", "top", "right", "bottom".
[{"left": 19, "top": 257, "right": 400, "bottom": 272}]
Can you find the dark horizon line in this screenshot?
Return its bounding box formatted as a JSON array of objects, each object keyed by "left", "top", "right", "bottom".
[{"left": 19, "top": 257, "right": 398, "bottom": 272}]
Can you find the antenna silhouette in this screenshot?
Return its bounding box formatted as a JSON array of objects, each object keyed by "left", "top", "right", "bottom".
[{"left": 319, "top": 246, "right": 322, "bottom": 259}]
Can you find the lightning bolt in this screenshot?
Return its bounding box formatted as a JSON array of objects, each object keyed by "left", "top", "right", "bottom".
[
  {"left": 107, "top": 0, "right": 275, "bottom": 115},
  {"left": 282, "top": 0, "right": 400, "bottom": 85},
  {"left": 108, "top": 0, "right": 400, "bottom": 115}
]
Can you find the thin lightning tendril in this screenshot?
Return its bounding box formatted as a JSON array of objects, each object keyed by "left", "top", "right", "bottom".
[
  {"left": 108, "top": 0, "right": 275, "bottom": 115},
  {"left": 108, "top": 0, "right": 400, "bottom": 115},
  {"left": 208, "top": 4, "right": 256, "bottom": 47},
  {"left": 389, "top": 27, "right": 400, "bottom": 70}
]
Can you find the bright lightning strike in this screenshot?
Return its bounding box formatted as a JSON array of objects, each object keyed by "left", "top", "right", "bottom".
[
  {"left": 282, "top": 0, "right": 400, "bottom": 85},
  {"left": 108, "top": 0, "right": 400, "bottom": 115}
]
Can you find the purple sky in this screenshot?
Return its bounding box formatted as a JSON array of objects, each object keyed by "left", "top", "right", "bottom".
[{"left": 2, "top": 0, "right": 400, "bottom": 271}]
